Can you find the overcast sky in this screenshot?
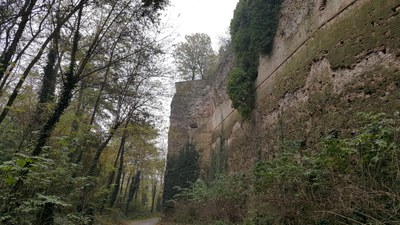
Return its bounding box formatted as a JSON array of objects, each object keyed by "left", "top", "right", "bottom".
[{"left": 163, "top": 0, "right": 239, "bottom": 50}]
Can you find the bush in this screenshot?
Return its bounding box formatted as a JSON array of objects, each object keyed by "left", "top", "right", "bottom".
[
  {"left": 252, "top": 113, "right": 400, "bottom": 224},
  {"left": 171, "top": 174, "right": 251, "bottom": 224},
  {"left": 0, "top": 153, "right": 80, "bottom": 224}
]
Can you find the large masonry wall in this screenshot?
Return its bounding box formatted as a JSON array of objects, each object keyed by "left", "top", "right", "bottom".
[{"left": 168, "top": 0, "right": 400, "bottom": 176}]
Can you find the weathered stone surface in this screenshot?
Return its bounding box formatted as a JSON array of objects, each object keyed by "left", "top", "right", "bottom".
[{"left": 168, "top": 0, "right": 400, "bottom": 177}]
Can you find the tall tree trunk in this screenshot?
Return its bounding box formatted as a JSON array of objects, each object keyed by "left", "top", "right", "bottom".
[
  {"left": 150, "top": 180, "right": 157, "bottom": 213},
  {"left": 71, "top": 80, "right": 86, "bottom": 133},
  {"left": 126, "top": 170, "right": 141, "bottom": 214},
  {"left": 107, "top": 135, "right": 124, "bottom": 187},
  {"left": 37, "top": 29, "right": 60, "bottom": 106},
  {"left": 109, "top": 140, "right": 125, "bottom": 207},
  {"left": 117, "top": 171, "right": 126, "bottom": 206},
  {"left": 156, "top": 196, "right": 162, "bottom": 212},
  {"left": 191, "top": 70, "right": 195, "bottom": 80},
  {"left": 69, "top": 80, "right": 86, "bottom": 162},
  {"left": 123, "top": 172, "right": 133, "bottom": 204},
  {"left": 120, "top": 171, "right": 126, "bottom": 194},
  {"left": 134, "top": 185, "right": 139, "bottom": 204},
  {"left": 0, "top": 0, "right": 88, "bottom": 125},
  {"left": 32, "top": 5, "right": 84, "bottom": 225},
  {"left": 16, "top": 25, "right": 61, "bottom": 151},
  {"left": 86, "top": 121, "right": 122, "bottom": 176},
  {"left": 32, "top": 4, "right": 84, "bottom": 156},
  {"left": 109, "top": 123, "right": 129, "bottom": 207}
]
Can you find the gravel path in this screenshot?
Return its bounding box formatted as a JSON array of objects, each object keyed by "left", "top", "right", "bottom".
[{"left": 127, "top": 217, "right": 160, "bottom": 225}]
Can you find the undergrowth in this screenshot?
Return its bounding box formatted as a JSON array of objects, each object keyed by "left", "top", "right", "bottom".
[{"left": 166, "top": 113, "right": 400, "bottom": 224}]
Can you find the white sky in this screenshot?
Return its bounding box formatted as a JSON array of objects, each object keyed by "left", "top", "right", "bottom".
[{"left": 163, "top": 0, "right": 239, "bottom": 50}]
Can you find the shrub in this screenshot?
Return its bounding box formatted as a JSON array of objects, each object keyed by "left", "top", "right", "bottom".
[
  {"left": 168, "top": 113, "right": 400, "bottom": 224},
  {"left": 172, "top": 174, "right": 251, "bottom": 224},
  {"left": 252, "top": 113, "right": 400, "bottom": 224}
]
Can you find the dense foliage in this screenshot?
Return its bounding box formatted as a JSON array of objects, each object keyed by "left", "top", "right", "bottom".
[
  {"left": 228, "top": 0, "right": 282, "bottom": 117},
  {"left": 173, "top": 33, "right": 216, "bottom": 81},
  {"left": 169, "top": 113, "right": 400, "bottom": 224},
  {"left": 162, "top": 142, "right": 200, "bottom": 215},
  {"left": 0, "top": 0, "right": 168, "bottom": 224},
  {"left": 226, "top": 68, "right": 254, "bottom": 118},
  {"left": 172, "top": 174, "right": 251, "bottom": 224}
]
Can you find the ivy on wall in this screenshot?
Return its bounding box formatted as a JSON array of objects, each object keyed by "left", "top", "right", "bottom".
[
  {"left": 162, "top": 142, "right": 200, "bottom": 213},
  {"left": 228, "top": 0, "right": 282, "bottom": 118},
  {"left": 210, "top": 135, "right": 228, "bottom": 179}
]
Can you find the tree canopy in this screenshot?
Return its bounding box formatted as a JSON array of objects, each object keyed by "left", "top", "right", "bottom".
[
  {"left": 173, "top": 33, "right": 216, "bottom": 80},
  {"left": 0, "top": 0, "right": 169, "bottom": 223}
]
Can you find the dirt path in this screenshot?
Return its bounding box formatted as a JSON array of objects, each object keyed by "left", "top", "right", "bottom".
[{"left": 126, "top": 217, "right": 160, "bottom": 225}]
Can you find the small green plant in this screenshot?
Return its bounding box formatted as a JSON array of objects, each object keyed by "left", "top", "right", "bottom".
[{"left": 175, "top": 179, "right": 210, "bottom": 203}]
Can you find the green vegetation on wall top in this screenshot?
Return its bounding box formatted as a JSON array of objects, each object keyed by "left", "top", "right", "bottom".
[{"left": 228, "top": 0, "right": 282, "bottom": 118}]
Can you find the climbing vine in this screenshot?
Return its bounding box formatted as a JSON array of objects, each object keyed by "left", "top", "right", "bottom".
[
  {"left": 228, "top": 0, "right": 282, "bottom": 118},
  {"left": 162, "top": 142, "right": 200, "bottom": 213}
]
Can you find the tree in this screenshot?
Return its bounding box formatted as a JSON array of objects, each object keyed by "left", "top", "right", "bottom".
[
  {"left": 0, "top": 0, "right": 169, "bottom": 223},
  {"left": 162, "top": 142, "right": 200, "bottom": 213},
  {"left": 0, "top": 0, "right": 89, "bottom": 125},
  {"left": 173, "top": 33, "right": 216, "bottom": 80}
]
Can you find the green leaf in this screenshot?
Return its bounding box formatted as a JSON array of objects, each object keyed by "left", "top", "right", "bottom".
[
  {"left": 37, "top": 194, "right": 71, "bottom": 207},
  {"left": 5, "top": 175, "right": 16, "bottom": 186},
  {"left": 16, "top": 159, "right": 26, "bottom": 167}
]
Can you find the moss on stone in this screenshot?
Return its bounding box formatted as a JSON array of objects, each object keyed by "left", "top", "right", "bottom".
[
  {"left": 269, "top": 0, "right": 400, "bottom": 107},
  {"left": 252, "top": 0, "right": 400, "bottom": 158},
  {"left": 180, "top": 0, "right": 400, "bottom": 178}
]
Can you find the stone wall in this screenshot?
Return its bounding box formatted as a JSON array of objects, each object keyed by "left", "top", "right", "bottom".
[
  {"left": 168, "top": 51, "right": 234, "bottom": 176},
  {"left": 168, "top": 80, "right": 212, "bottom": 169},
  {"left": 168, "top": 0, "right": 400, "bottom": 177}
]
